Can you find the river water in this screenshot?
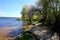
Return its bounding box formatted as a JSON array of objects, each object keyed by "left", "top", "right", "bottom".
[{"left": 0, "top": 17, "right": 23, "bottom": 37}]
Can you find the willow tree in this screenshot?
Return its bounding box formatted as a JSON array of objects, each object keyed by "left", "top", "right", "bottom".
[
  {"left": 21, "top": 5, "right": 33, "bottom": 24},
  {"left": 21, "top": 5, "right": 29, "bottom": 21},
  {"left": 36, "top": 0, "right": 60, "bottom": 28}
]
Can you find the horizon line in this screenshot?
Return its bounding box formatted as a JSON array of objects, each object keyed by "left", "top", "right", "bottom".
[{"left": 0, "top": 16, "right": 21, "bottom": 18}]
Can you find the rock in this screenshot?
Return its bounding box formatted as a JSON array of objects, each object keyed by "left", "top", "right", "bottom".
[
  {"left": 35, "top": 23, "right": 42, "bottom": 26},
  {"left": 32, "top": 22, "right": 42, "bottom": 26},
  {"left": 51, "top": 33, "right": 59, "bottom": 40},
  {"left": 25, "top": 23, "right": 60, "bottom": 40}
]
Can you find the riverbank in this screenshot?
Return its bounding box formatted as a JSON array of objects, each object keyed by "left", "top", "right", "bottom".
[
  {"left": 0, "top": 26, "right": 21, "bottom": 40},
  {"left": 16, "top": 22, "right": 60, "bottom": 40}
]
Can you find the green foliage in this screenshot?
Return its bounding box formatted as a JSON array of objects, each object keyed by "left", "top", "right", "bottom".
[
  {"left": 33, "top": 15, "right": 38, "bottom": 19},
  {"left": 31, "top": 15, "right": 38, "bottom": 23},
  {"left": 15, "top": 32, "right": 37, "bottom": 40},
  {"left": 44, "top": 12, "right": 56, "bottom": 27},
  {"left": 56, "top": 13, "right": 60, "bottom": 22},
  {"left": 36, "top": 0, "right": 60, "bottom": 29},
  {"left": 21, "top": 0, "right": 60, "bottom": 28},
  {"left": 21, "top": 5, "right": 29, "bottom": 21},
  {"left": 17, "top": 0, "right": 60, "bottom": 40},
  {"left": 17, "top": 18, "right": 22, "bottom": 21}
]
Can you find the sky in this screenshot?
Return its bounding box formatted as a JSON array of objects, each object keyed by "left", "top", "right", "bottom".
[{"left": 0, "top": 0, "right": 36, "bottom": 17}]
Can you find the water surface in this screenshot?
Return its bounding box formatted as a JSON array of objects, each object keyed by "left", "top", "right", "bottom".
[{"left": 0, "top": 17, "right": 23, "bottom": 38}]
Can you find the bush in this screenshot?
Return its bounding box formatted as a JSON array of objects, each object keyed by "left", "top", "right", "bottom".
[{"left": 15, "top": 31, "right": 37, "bottom": 40}]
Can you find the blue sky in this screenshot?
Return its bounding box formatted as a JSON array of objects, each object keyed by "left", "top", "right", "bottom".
[{"left": 0, "top": 0, "right": 36, "bottom": 17}]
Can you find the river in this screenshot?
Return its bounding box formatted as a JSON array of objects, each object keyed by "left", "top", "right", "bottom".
[{"left": 0, "top": 17, "right": 23, "bottom": 40}]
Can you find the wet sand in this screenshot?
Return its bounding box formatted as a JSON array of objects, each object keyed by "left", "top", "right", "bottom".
[{"left": 0, "top": 26, "right": 20, "bottom": 40}]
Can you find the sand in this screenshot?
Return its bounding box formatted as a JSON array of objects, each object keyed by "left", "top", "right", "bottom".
[{"left": 0, "top": 26, "right": 20, "bottom": 40}]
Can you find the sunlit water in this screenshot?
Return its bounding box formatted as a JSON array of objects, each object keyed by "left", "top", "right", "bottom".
[{"left": 0, "top": 17, "right": 23, "bottom": 37}]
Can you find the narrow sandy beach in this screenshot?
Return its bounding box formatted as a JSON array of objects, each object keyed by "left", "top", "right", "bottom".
[{"left": 0, "top": 26, "right": 20, "bottom": 40}]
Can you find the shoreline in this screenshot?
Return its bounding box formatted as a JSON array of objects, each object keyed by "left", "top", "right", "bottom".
[{"left": 0, "top": 26, "right": 21, "bottom": 40}]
